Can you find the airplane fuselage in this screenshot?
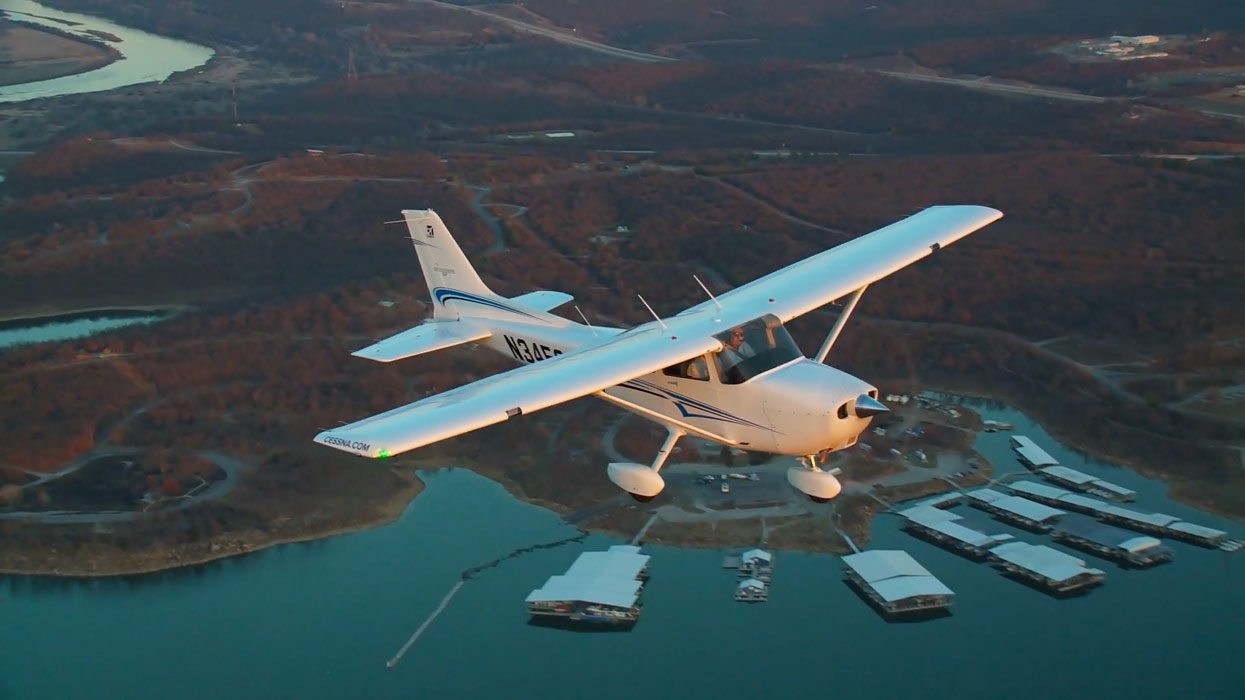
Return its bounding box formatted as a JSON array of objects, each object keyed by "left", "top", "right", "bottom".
[{"left": 476, "top": 316, "right": 878, "bottom": 457}]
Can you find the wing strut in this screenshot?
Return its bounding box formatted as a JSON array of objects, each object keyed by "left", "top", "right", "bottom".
[{"left": 814, "top": 285, "right": 867, "bottom": 363}]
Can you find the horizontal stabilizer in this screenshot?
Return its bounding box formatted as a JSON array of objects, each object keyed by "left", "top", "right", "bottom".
[
  {"left": 351, "top": 321, "right": 492, "bottom": 363},
  {"left": 509, "top": 290, "right": 573, "bottom": 312}
]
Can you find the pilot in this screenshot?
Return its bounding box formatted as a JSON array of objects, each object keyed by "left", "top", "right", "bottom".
[{"left": 718, "top": 325, "right": 755, "bottom": 375}]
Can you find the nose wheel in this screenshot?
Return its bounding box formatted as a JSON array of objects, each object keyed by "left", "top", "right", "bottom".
[{"left": 787, "top": 455, "right": 842, "bottom": 501}]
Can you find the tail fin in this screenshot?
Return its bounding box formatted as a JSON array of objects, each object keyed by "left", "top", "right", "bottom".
[{"left": 402, "top": 209, "right": 494, "bottom": 319}]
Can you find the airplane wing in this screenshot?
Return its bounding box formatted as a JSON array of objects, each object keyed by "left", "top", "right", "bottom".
[
  {"left": 700, "top": 205, "right": 1002, "bottom": 325},
  {"left": 316, "top": 326, "right": 721, "bottom": 458},
  {"left": 351, "top": 321, "right": 492, "bottom": 363}
]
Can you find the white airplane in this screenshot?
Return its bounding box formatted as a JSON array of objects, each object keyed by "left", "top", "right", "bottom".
[{"left": 315, "top": 205, "right": 1003, "bottom": 501}]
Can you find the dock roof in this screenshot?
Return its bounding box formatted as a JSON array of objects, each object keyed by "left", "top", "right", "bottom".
[
  {"left": 742, "top": 548, "right": 772, "bottom": 563},
  {"left": 1098, "top": 506, "right": 1180, "bottom": 528},
  {"left": 526, "top": 575, "right": 642, "bottom": 608},
  {"left": 966, "top": 488, "right": 1008, "bottom": 504},
  {"left": 1011, "top": 436, "right": 1058, "bottom": 466},
  {"left": 1168, "top": 521, "right": 1227, "bottom": 540},
  {"left": 900, "top": 505, "right": 964, "bottom": 525},
  {"left": 1058, "top": 493, "right": 1111, "bottom": 513},
  {"left": 925, "top": 519, "right": 1015, "bottom": 548},
  {"left": 842, "top": 550, "right": 953, "bottom": 602},
  {"left": 916, "top": 492, "right": 964, "bottom": 509},
  {"left": 1088, "top": 480, "right": 1136, "bottom": 498},
  {"left": 989, "top": 495, "right": 1065, "bottom": 523},
  {"left": 565, "top": 550, "right": 650, "bottom": 580},
  {"left": 989, "top": 542, "right": 1104, "bottom": 582},
  {"left": 1057, "top": 514, "right": 1161, "bottom": 551},
  {"left": 1008, "top": 480, "right": 1071, "bottom": 501},
  {"left": 1038, "top": 465, "right": 1097, "bottom": 485}
]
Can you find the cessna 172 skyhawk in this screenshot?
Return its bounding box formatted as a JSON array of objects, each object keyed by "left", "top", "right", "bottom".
[{"left": 315, "top": 205, "right": 1003, "bottom": 501}]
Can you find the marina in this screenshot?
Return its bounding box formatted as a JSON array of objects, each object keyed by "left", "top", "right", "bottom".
[
  {"left": 1036, "top": 465, "right": 1137, "bottom": 502},
  {"left": 1006, "top": 480, "right": 1237, "bottom": 550},
  {"left": 899, "top": 505, "right": 1014, "bottom": 560},
  {"left": 1052, "top": 514, "right": 1173, "bottom": 567},
  {"left": 841, "top": 550, "right": 954, "bottom": 616},
  {"left": 1010, "top": 435, "right": 1059, "bottom": 467},
  {"left": 989, "top": 541, "right": 1106, "bottom": 594},
  {"left": 525, "top": 545, "right": 649, "bottom": 626},
  {"left": 965, "top": 488, "right": 1066, "bottom": 532}
]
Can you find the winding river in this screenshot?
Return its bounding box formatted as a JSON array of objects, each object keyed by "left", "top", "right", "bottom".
[{"left": 0, "top": 0, "right": 213, "bottom": 103}]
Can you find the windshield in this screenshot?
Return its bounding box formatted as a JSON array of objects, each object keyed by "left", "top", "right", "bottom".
[{"left": 712, "top": 314, "right": 803, "bottom": 384}]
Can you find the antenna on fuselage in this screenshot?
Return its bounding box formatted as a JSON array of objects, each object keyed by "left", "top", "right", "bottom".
[
  {"left": 636, "top": 295, "right": 668, "bottom": 330},
  {"left": 573, "top": 304, "right": 598, "bottom": 337},
  {"left": 692, "top": 274, "right": 722, "bottom": 311}
]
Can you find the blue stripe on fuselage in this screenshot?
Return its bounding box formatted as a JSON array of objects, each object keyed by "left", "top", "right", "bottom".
[
  {"left": 619, "top": 379, "right": 776, "bottom": 433},
  {"left": 433, "top": 287, "right": 543, "bottom": 321}
]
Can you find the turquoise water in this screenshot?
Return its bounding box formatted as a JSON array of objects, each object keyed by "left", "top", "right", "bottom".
[
  {"left": 0, "top": 0, "right": 213, "bottom": 103},
  {"left": 0, "top": 313, "right": 165, "bottom": 349},
  {"left": 2, "top": 399, "right": 1242, "bottom": 699}
]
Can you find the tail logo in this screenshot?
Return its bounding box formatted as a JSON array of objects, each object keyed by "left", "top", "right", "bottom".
[{"left": 425, "top": 224, "right": 435, "bottom": 238}]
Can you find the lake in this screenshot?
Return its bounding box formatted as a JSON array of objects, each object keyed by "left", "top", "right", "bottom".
[
  {"left": 0, "top": 0, "right": 213, "bottom": 103},
  {"left": 1, "top": 398, "right": 1241, "bottom": 699},
  {"left": 0, "top": 310, "right": 168, "bottom": 349}
]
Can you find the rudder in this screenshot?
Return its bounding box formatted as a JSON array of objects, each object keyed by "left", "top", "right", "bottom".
[{"left": 402, "top": 209, "right": 494, "bottom": 319}]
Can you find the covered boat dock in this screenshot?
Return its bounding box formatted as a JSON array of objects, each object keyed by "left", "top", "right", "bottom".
[{"left": 842, "top": 550, "right": 954, "bottom": 616}]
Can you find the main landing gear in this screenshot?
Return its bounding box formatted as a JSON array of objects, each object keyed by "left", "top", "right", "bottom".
[
  {"left": 787, "top": 454, "right": 842, "bottom": 503},
  {"left": 608, "top": 428, "right": 684, "bottom": 502}
]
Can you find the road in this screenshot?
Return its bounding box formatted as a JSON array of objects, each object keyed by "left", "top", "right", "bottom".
[
  {"left": 412, "top": 0, "right": 675, "bottom": 63},
  {"left": 873, "top": 69, "right": 1107, "bottom": 103}
]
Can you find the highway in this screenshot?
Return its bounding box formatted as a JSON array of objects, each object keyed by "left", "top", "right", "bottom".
[
  {"left": 412, "top": 0, "right": 676, "bottom": 63},
  {"left": 875, "top": 69, "right": 1107, "bottom": 104}
]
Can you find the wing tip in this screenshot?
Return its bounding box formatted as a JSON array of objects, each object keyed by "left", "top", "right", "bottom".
[{"left": 314, "top": 430, "right": 385, "bottom": 458}]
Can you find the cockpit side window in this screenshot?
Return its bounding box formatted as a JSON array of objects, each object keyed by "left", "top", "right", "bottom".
[
  {"left": 713, "top": 314, "right": 803, "bottom": 384},
  {"left": 662, "top": 356, "right": 710, "bottom": 381}
]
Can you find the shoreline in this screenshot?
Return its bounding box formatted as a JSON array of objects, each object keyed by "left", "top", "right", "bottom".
[
  {"left": 0, "top": 18, "right": 120, "bottom": 88},
  {"left": 0, "top": 304, "right": 189, "bottom": 329},
  {"left": 2, "top": 383, "right": 1238, "bottom": 579},
  {"left": 0, "top": 468, "right": 426, "bottom": 579}
]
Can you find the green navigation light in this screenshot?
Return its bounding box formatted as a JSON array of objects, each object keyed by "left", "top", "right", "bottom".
[{"left": 378, "top": 449, "right": 389, "bottom": 459}]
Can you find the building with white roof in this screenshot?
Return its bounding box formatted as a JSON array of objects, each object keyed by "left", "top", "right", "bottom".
[
  {"left": 842, "top": 550, "right": 954, "bottom": 614},
  {"left": 989, "top": 541, "right": 1105, "bottom": 593},
  {"left": 900, "top": 506, "right": 1013, "bottom": 559},
  {"left": 1007, "top": 480, "right": 1072, "bottom": 503},
  {"left": 1038, "top": 465, "right": 1097, "bottom": 486},
  {"left": 1166, "top": 521, "right": 1228, "bottom": 546},
  {"left": 1053, "top": 514, "right": 1172, "bottom": 567},
  {"left": 1037, "top": 466, "right": 1136, "bottom": 501},
  {"left": 526, "top": 548, "right": 650, "bottom": 624},
  {"left": 967, "top": 490, "right": 1065, "bottom": 532},
  {"left": 1010, "top": 436, "right": 1058, "bottom": 467}
]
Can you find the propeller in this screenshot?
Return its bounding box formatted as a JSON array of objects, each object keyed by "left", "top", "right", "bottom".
[{"left": 853, "top": 394, "right": 889, "bottom": 418}]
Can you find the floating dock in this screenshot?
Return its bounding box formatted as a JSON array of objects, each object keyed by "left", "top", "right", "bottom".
[
  {"left": 1037, "top": 465, "right": 1137, "bottom": 502},
  {"left": 1008, "top": 481, "right": 1235, "bottom": 549},
  {"left": 739, "top": 548, "right": 773, "bottom": 582},
  {"left": 1053, "top": 514, "right": 1173, "bottom": 567},
  {"left": 989, "top": 541, "right": 1105, "bottom": 594},
  {"left": 735, "top": 577, "right": 769, "bottom": 603},
  {"left": 526, "top": 546, "right": 650, "bottom": 626},
  {"left": 842, "top": 550, "right": 954, "bottom": 616},
  {"left": 966, "top": 488, "right": 1066, "bottom": 532},
  {"left": 899, "top": 505, "right": 1014, "bottom": 560},
  {"left": 1010, "top": 435, "right": 1059, "bottom": 467}
]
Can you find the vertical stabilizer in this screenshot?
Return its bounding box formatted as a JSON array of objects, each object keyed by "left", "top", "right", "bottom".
[{"left": 402, "top": 209, "right": 494, "bottom": 319}]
